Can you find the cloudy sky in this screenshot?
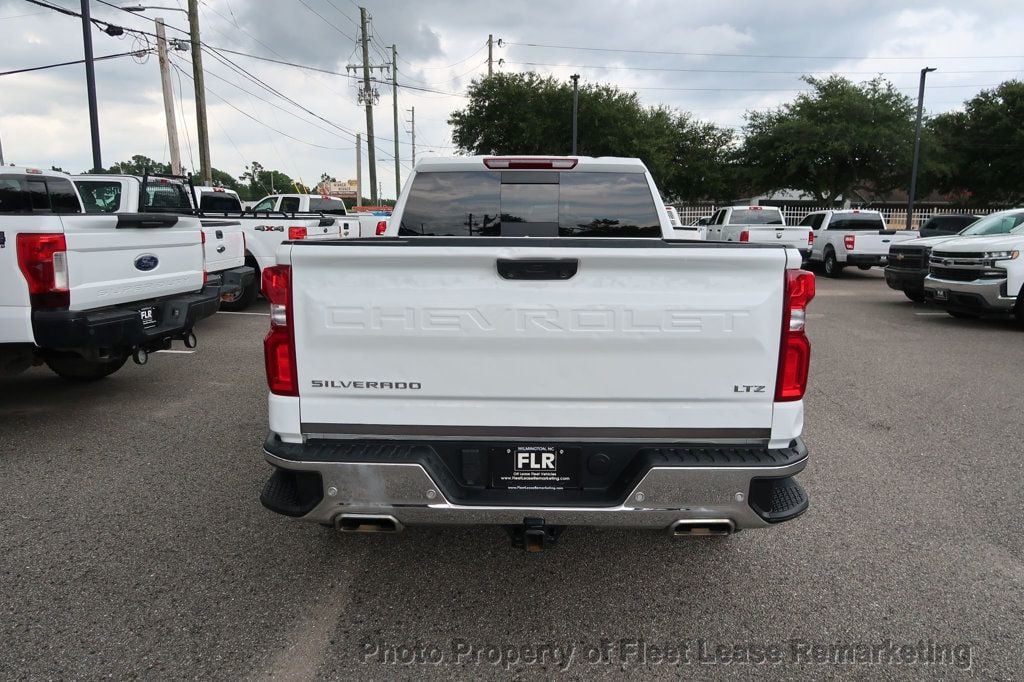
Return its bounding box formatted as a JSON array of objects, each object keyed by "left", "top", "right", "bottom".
[{"left": 2, "top": 0, "right": 1022, "bottom": 198}]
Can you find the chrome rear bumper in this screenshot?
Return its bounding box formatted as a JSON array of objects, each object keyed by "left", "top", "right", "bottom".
[{"left": 262, "top": 450, "right": 808, "bottom": 531}]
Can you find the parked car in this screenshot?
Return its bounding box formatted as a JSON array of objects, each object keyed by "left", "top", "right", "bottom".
[
  {"left": 191, "top": 185, "right": 243, "bottom": 213},
  {"left": 886, "top": 215, "right": 1006, "bottom": 302},
  {"left": 923, "top": 208, "right": 1024, "bottom": 321},
  {"left": 1, "top": 167, "right": 218, "bottom": 380},
  {"left": 250, "top": 193, "right": 384, "bottom": 237},
  {"left": 803, "top": 209, "right": 918, "bottom": 277},
  {"left": 918, "top": 214, "right": 981, "bottom": 239},
  {"left": 704, "top": 206, "right": 812, "bottom": 259},
  {"left": 258, "top": 156, "right": 814, "bottom": 549},
  {"left": 73, "top": 174, "right": 255, "bottom": 310}
]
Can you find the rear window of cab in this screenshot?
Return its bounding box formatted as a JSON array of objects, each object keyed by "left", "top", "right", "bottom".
[{"left": 398, "top": 171, "right": 661, "bottom": 237}]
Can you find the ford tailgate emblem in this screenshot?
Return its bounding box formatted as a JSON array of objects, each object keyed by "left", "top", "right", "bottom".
[{"left": 135, "top": 254, "right": 159, "bottom": 271}]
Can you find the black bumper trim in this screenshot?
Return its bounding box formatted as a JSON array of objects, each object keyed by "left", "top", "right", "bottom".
[
  {"left": 217, "top": 265, "right": 255, "bottom": 297},
  {"left": 265, "top": 433, "right": 807, "bottom": 508},
  {"left": 300, "top": 423, "right": 770, "bottom": 440},
  {"left": 846, "top": 254, "right": 887, "bottom": 266},
  {"left": 31, "top": 284, "right": 221, "bottom": 351}
]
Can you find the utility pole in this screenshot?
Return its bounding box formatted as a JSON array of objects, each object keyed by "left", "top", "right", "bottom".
[
  {"left": 488, "top": 34, "right": 493, "bottom": 76},
  {"left": 907, "top": 66, "right": 937, "bottom": 230},
  {"left": 570, "top": 74, "right": 580, "bottom": 155},
  {"left": 0, "top": 131, "right": 5, "bottom": 165},
  {"left": 187, "top": 0, "right": 212, "bottom": 184},
  {"left": 155, "top": 19, "right": 182, "bottom": 175},
  {"left": 391, "top": 44, "right": 400, "bottom": 197},
  {"left": 355, "top": 133, "right": 362, "bottom": 208},
  {"left": 80, "top": 0, "right": 102, "bottom": 171},
  {"left": 407, "top": 107, "right": 415, "bottom": 168},
  {"left": 359, "top": 7, "right": 377, "bottom": 204}
]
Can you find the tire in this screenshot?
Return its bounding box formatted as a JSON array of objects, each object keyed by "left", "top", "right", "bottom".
[
  {"left": 219, "top": 256, "right": 260, "bottom": 311},
  {"left": 45, "top": 353, "right": 128, "bottom": 381},
  {"left": 947, "top": 310, "right": 979, "bottom": 320},
  {"left": 904, "top": 290, "right": 926, "bottom": 303},
  {"left": 823, "top": 249, "right": 844, "bottom": 278},
  {"left": 857, "top": 265, "right": 872, "bottom": 271},
  {"left": 1014, "top": 293, "right": 1024, "bottom": 330}
]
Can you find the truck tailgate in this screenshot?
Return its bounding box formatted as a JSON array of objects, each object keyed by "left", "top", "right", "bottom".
[
  {"left": 200, "top": 219, "right": 245, "bottom": 272},
  {"left": 62, "top": 214, "right": 204, "bottom": 310},
  {"left": 851, "top": 231, "right": 918, "bottom": 256},
  {"left": 289, "top": 240, "right": 789, "bottom": 437},
  {"left": 741, "top": 226, "right": 810, "bottom": 251}
]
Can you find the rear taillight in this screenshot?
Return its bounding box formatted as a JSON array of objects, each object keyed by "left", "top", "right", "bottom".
[
  {"left": 17, "top": 233, "right": 70, "bottom": 309},
  {"left": 844, "top": 234, "right": 855, "bottom": 251},
  {"left": 263, "top": 265, "right": 298, "bottom": 396},
  {"left": 375, "top": 220, "right": 388, "bottom": 236},
  {"left": 201, "top": 230, "right": 208, "bottom": 285},
  {"left": 776, "top": 269, "right": 815, "bottom": 402},
  {"left": 808, "top": 231, "right": 814, "bottom": 246},
  {"left": 288, "top": 226, "right": 307, "bottom": 240},
  {"left": 739, "top": 230, "right": 750, "bottom": 242}
]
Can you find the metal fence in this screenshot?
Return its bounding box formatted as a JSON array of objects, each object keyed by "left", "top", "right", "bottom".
[{"left": 672, "top": 204, "right": 998, "bottom": 230}]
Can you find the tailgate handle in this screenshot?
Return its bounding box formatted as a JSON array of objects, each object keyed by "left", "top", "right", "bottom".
[
  {"left": 216, "top": 245, "right": 226, "bottom": 253},
  {"left": 497, "top": 259, "right": 578, "bottom": 280},
  {"left": 215, "top": 230, "right": 224, "bottom": 239}
]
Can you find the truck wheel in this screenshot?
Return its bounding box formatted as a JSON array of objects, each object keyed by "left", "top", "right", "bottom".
[
  {"left": 857, "top": 265, "right": 872, "bottom": 271},
  {"left": 823, "top": 249, "right": 843, "bottom": 278},
  {"left": 45, "top": 353, "right": 128, "bottom": 381},
  {"left": 947, "top": 311, "right": 979, "bottom": 320},
  {"left": 904, "top": 290, "right": 926, "bottom": 303},
  {"left": 1014, "top": 294, "right": 1024, "bottom": 330}
]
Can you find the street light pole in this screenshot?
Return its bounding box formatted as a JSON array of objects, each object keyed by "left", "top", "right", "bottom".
[
  {"left": 81, "top": 0, "right": 102, "bottom": 171},
  {"left": 907, "top": 66, "right": 936, "bottom": 230},
  {"left": 570, "top": 74, "right": 579, "bottom": 155}
]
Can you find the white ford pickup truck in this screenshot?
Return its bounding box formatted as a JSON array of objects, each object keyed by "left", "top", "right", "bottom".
[
  {"left": 704, "top": 206, "right": 812, "bottom": 259},
  {"left": 1, "top": 167, "right": 219, "bottom": 379},
  {"left": 803, "top": 209, "right": 918, "bottom": 277},
  {"left": 72, "top": 174, "right": 256, "bottom": 310},
  {"left": 258, "top": 156, "right": 814, "bottom": 550}
]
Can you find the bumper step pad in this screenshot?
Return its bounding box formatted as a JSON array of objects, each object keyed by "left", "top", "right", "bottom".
[
  {"left": 260, "top": 468, "right": 323, "bottom": 517},
  {"left": 749, "top": 476, "right": 808, "bottom": 523}
]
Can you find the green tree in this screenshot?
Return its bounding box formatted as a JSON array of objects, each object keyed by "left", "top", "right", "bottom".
[
  {"left": 926, "top": 80, "right": 1024, "bottom": 205},
  {"left": 90, "top": 154, "right": 171, "bottom": 175},
  {"left": 239, "top": 161, "right": 300, "bottom": 199},
  {"left": 740, "top": 76, "right": 920, "bottom": 203},
  {"left": 448, "top": 73, "right": 736, "bottom": 201}
]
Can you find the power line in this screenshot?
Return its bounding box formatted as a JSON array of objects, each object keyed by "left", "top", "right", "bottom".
[
  {"left": 170, "top": 62, "right": 355, "bottom": 151},
  {"left": 295, "top": 0, "right": 356, "bottom": 42},
  {"left": 505, "top": 40, "right": 1024, "bottom": 61},
  {"left": 503, "top": 60, "right": 1024, "bottom": 77},
  {"left": 0, "top": 50, "right": 149, "bottom": 77}
]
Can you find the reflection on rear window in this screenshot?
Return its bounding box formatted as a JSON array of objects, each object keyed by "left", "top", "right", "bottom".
[
  {"left": 828, "top": 214, "right": 885, "bottom": 231},
  {"left": 398, "top": 171, "right": 661, "bottom": 237},
  {"left": 200, "top": 194, "right": 242, "bottom": 212},
  {"left": 729, "top": 209, "right": 783, "bottom": 225}
]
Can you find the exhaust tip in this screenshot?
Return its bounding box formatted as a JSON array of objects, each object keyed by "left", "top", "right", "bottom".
[
  {"left": 670, "top": 519, "right": 735, "bottom": 537},
  {"left": 336, "top": 514, "right": 403, "bottom": 533}
]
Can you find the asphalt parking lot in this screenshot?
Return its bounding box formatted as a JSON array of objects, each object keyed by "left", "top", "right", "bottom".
[{"left": 2, "top": 268, "right": 1022, "bottom": 679}]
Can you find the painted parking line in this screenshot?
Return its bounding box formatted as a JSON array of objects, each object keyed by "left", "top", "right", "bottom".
[
  {"left": 218, "top": 311, "right": 270, "bottom": 316},
  {"left": 155, "top": 349, "right": 196, "bottom": 354},
  {"left": 915, "top": 312, "right": 949, "bottom": 316}
]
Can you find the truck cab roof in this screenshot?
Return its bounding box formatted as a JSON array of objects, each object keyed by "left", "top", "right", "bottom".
[{"left": 414, "top": 155, "right": 650, "bottom": 174}]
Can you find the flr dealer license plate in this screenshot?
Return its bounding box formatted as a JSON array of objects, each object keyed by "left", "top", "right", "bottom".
[
  {"left": 139, "top": 306, "right": 157, "bottom": 329},
  {"left": 490, "top": 446, "right": 581, "bottom": 490}
]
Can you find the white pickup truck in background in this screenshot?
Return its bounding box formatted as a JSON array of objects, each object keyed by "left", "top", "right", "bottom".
[
  {"left": 249, "top": 193, "right": 386, "bottom": 238},
  {"left": 258, "top": 156, "right": 815, "bottom": 550},
  {"left": 1, "top": 167, "right": 219, "bottom": 380},
  {"left": 803, "top": 209, "right": 918, "bottom": 277},
  {"left": 72, "top": 174, "right": 256, "bottom": 310},
  {"left": 704, "top": 206, "right": 812, "bottom": 259}
]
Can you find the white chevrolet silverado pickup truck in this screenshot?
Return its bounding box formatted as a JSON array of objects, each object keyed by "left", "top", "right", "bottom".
[
  {"left": 704, "top": 206, "right": 812, "bottom": 259},
  {"left": 258, "top": 156, "right": 815, "bottom": 550},
  {"left": 1, "top": 167, "right": 219, "bottom": 379},
  {"left": 923, "top": 208, "right": 1024, "bottom": 322},
  {"left": 72, "top": 174, "right": 256, "bottom": 310},
  {"left": 803, "top": 209, "right": 918, "bottom": 277}
]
